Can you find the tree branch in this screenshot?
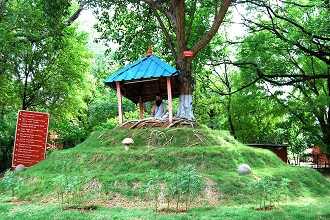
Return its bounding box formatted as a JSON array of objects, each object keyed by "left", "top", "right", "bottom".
[
  {"left": 191, "top": 0, "right": 231, "bottom": 56},
  {"left": 141, "top": 0, "right": 175, "bottom": 26},
  {"left": 185, "top": 0, "right": 198, "bottom": 42},
  {"left": 212, "top": 60, "right": 330, "bottom": 86},
  {"left": 213, "top": 76, "right": 261, "bottom": 96},
  {"left": 237, "top": 0, "right": 330, "bottom": 64},
  {"left": 174, "top": 0, "right": 186, "bottom": 55},
  {"left": 152, "top": 8, "right": 176, "bottom": 59},
  {"left": 65, "top": 3, "right": 85, "bottom": 26}
]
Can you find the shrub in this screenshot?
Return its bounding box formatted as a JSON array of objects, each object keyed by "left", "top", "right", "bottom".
[
  {"left": 249, "top": 176, "right": 289, "bottom": 209},
  {"left": 53, "top": 175, "right": 84, "bottom": 208},
  {"left": 0, "top": 170, "right": 22, "bottom": 197},
  {"left": 143, "top": 170, "right": 162, "bottom": 211},
  {"left": 143, "top": 165, "right": 204, "bottom": 212},
  {"left": 166, "top": 165, "right": 204, "bottom": 211}
]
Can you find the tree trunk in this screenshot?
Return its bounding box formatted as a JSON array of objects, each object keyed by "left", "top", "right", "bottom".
[
  {"left": 317, "top": 75, "right": 330, "bottom": 153},
  {"left": 227, "top": 95, "right": 236, "bottom": 138},
  {"left": 170, "top": 0, "right": 230, "bottom": 121},
  {"left": 22, "top": 72, "right": 29, "bottom": 110},
  {"left": 173, "top": 0, "right": 194, "bottom": 120},
  {"left": 324, "top": 75, "right": 330, "bottom": 153},
  {"left": 176, "top": 58, "right": 195, "bottom": 120}
]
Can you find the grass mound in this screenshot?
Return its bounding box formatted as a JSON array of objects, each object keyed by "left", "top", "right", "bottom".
[{"left": 1, "top": 127, "right": 330, "bottom": 205}]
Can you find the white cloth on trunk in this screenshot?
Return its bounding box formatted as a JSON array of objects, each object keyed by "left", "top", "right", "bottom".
[{"left": 176, "top": 94, "right": 195, "bottom": 120}]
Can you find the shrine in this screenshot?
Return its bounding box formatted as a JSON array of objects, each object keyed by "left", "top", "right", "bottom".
[{"left": 104, "top": 50, "right": 181, "bottom": 125}]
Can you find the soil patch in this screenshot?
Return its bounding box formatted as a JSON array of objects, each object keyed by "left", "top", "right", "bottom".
[{"left": 255, "top": 205, "right": 276, "bottom": 211}]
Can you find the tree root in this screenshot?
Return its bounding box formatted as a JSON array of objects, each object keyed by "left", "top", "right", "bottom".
[{"left": 120, "top": 118, "right": 196, "bottom": 129}]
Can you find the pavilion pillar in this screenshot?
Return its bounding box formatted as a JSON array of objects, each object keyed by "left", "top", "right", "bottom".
[
  {"left": 116, "top": 81, "right": 123, "bottom": 124},
  {"left": 139, "top": 97, "right": 144, "bottom": 120},
  {"left": 167, "top": 78, "right": 173, "bottom": 123}
]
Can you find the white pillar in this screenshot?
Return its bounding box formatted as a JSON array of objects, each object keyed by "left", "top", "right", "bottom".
[{"left": 116, "top": 82, "right": 123, "bottom": 124}]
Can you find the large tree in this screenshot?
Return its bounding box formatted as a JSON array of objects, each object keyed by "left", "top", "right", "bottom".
[
  {"left": 0, "top": 0, "right": 93, "bottom": 168},
  {"left": 0, "top": 0, "right": 90, "bottom": 110},
  {"left": 89, "top": 0, "right": 232, "bottom": 119}
]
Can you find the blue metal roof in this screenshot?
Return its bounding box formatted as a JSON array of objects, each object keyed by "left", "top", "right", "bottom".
[{"left": 104, "top": 55, "right": 178, "bottom": 84}]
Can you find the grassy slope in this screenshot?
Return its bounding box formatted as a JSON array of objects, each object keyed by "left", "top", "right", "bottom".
[
  {"left": 17, "top": 128, "right": 329, "bottom": 199},
  {"left": 1, "top": 127, "right": 330, "bottom": 219}
]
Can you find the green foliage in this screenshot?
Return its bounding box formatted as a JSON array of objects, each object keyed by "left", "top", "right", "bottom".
[
  {"left": 166, "top": 165, "right": 204, "bottom": 211},
  {"left": 288, "top": 124, "right": 310, "bottom": 164},
  {"left": 143, "top": 165, "right": 204, "bottom": 212},
  {"left": 91, "top": 0, "right": 229, "bottom": 65},
  {"left": 236, "top": 0, "right": 330, "bottom": 151},
  {"left": 143, "top": 170, "right": 162, "bottom": 211},
  {"left": 194, "top": 0, "right": 329, "bottom": 154},
  {"left": 86, "top": 54, "right": 136, "bottom": 132},
  {"left": 0, "top": 0, "right": 95, "bottom": 160},
  {"left": 53, "top": 175, "right": 85, "bottom": 208},
  {"left": 0, "top": 170, "right": 22, "bottom": 197}
]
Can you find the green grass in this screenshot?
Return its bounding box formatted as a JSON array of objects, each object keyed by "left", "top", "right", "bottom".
[
  {"left": 1, "top": 127, "right": 330, "bottom": 219},
  {"left": 1, "top": 196, "right": 330, "bottom": 220}
]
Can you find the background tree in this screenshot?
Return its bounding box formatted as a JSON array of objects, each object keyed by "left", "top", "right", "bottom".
[
  {"left": 0, "top": 0, "right": 94, "bottom": 169},
  {"left": 233, "top": 0, "right": 330, "bottom": 152},
  {"left": 193, "top": 0, "right": 329, "bottom": 151}
]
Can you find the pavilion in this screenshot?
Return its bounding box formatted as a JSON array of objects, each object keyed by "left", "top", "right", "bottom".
[{"left": 104, "top": 50, "right": 180, "bottom": 124}]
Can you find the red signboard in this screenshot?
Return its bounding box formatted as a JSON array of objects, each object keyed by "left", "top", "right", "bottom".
[
  {"left": 183, "top": 50, "right": 194, "bottom": 57},
  {"left": 12, "top": 110, "right": 49, "bottom": 168}
]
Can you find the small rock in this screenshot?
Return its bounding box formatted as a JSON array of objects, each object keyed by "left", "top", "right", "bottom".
[
  {"left": 15, "top": 164, "right": 26, "bottom": 172},
  {"left": 237, "top": 164, "right": 251, "bottom": 175}
]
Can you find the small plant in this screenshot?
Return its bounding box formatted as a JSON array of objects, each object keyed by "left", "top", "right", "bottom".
[
  {"left": 53, "top": 175, "right": 83, "bottom": 209},
  {"left": 278, "top": 178, "right": 290, "bottom": 204},
  {"left": 249, "top": 176, "right": 290, "bottom": 210},
  {"left": 143, "top": 166, "right": 204, "bottom": 212},
  {"left": 143, "top": 170, "right": 162, "bottom": 211},
  {"left": 0, "top": 170, "right": 22, "bottom": 197},
  {"left": 166, "top": 165, "right": 204, "bottom": 211},
  {"left": 53, "top": 175, "right": 67, "bottom": 207}
]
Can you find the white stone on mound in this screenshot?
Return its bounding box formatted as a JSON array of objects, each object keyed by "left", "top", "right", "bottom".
[
  {"left": 237, "top": 164, "right": 251, "bottom": 175},
  {"left": 15, "top": 164, "right": 26, "bottom": 172}
]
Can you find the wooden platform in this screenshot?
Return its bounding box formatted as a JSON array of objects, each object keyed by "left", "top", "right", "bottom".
[{"left": 120, "top": 118, "right": 196, "bottom": 129}]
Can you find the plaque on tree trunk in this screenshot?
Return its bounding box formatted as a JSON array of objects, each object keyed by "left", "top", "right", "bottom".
[{"left": 12, "top": 110, "right": 49, "bottom": 168}]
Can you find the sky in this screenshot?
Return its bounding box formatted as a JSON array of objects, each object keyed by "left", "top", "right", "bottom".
[{"left": 76, "top": 9, "right": 106, "bottom": 55}]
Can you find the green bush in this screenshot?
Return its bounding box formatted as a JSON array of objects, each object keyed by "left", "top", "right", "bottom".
[
  {"left": 143, "top": 165, "right": 204, "bottom": 212},
  {"left": 167, "top": 165, "right": 204, "bottom": 211},
  {"left": 53, "top": 175, "right": 84, "bottom": 208},
  {"left": 0, "top": 170, "right": 22, "bottom": 197},
  {"left": 143, "top": 170, "right": 162, "bottom": 211},
  {"left": 248, "top": 176, "right": 289, "bottom": 209}
]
